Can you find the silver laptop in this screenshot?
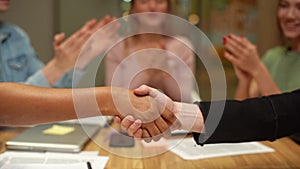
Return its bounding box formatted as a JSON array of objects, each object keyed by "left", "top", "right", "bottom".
[{"left": 6, "top": 123, "right": 100, "bottom": 153}]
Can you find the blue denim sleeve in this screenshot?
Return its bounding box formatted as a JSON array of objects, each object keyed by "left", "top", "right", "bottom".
[
  {"left": 24, "top": 69, "right": 85, "bottom": 88},
  {"left": 53, "top": 68, "right": 86, "bottom": 88},
  {"left": 24, "top": 70, "right": 51, "bottom": 87},
  {"left": 25, "top": 68, "right": 86, "bottom": 88}
]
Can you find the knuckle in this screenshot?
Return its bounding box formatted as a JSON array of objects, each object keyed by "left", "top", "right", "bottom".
[
  {"left": 128, "top": 131, "right": 134, "bottom": 137},
  {"left": 121, "top": 123, "right": 129, "bottom": 130}
]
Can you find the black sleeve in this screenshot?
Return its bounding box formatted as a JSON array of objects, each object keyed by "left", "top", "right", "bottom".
[{"left": 193, "top": 89, "right": 300, "bottom": 145}]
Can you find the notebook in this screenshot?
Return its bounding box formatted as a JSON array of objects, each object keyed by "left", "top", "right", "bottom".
[{"left": 6, "top": 123, "right": 101, "bottom": 153}]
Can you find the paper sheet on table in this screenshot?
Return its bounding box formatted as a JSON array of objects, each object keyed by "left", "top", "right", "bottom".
[
  {"left": 42, "top": 124, "right": 75, "bottom": 135},
  {"left": 0, "top": 151, "right": 109, "bottom": 169},
  {"left": 167, "top": 138, "right": 275, "bottom": 160}
]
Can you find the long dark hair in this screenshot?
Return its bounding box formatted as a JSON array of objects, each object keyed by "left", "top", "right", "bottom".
[{"left": 276, "top": 0, "right": 287, "bottom": 46}]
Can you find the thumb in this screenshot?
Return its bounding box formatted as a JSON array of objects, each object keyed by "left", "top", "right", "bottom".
[
  {"left": 53, "top": 32, "right": 65, "bottom": 47},
  {"left": 159, "top": 39, "right": 167, "bottom": 50},
  {"left": 134, "top": 84, "right": 151, "bottom": 96},
  {"left": 134, "top": 85, "right": 161, "bottom": 99}
]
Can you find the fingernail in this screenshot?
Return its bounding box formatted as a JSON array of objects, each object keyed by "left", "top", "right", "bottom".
[
  {"left": 222, "top": 37, "right": 227, "bottom": 45},
  {"left": 134, "top": 120, "right": 141, "bottom": 126},
  {"left": 126, "top": 115, "right": 134, "bottom": 121}
]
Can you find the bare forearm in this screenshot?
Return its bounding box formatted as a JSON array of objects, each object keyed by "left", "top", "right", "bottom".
[
  {"left": 0, "top": 83, "right": 129, "bottom": 126},
  {"left": 235, "top": 80, "right": 251, "bottom": 100},
  {"left": 252, "top": 63, "right": 281, "bottom": 96},
  {"left": 0, "top": 83, "right": 77, "bottom": 126},
  {"left": 42, "top": 59, "right": 70, "bottom": 86},
  {"left": 173, "top": 102, "right": 204, "bottom": 133}
]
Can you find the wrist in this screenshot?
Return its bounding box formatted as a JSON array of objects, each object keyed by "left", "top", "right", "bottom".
[
  {"left": 173, "top": 102, "right": 204, "bottom": 133},
  {"left": 42, "top": 59, "right": 69, "bottom": 86},
  {"left": 96, "top": 87, "right": 124, "bottom": 117},
  {"left": 238, "top": 77, "right": 251, "bottom": 85},
  {"left": 237, "top": 77, "right": 252, "bottom": 89},
  {"left": 251, "top": 62, "right": 265, "bottom": 78}
]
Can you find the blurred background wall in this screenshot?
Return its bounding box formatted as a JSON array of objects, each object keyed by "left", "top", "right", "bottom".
[
  {"left": 0, "top": 0, "right": 55, "bottom": 63},
  {"left": 57, "top": 0, "right": 121, "bottom": 37}
]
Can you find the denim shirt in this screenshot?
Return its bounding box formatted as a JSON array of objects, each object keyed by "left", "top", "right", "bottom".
[{"left": 0, "top": 22, "right": 82, "bottom": 88}]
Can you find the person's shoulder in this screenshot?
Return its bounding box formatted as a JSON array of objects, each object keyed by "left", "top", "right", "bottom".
[
  {"left": 263, "top": 46, "right": 286, "bottom": 61},
  {"left": 0, "top": 22, "right": 15, "bottom": 30},
  {"left": 105, "top": 40, "right": 126, "bottom": 61},
  {"left": 171, "top": 35, "right": 192, "bottom": 45},
  {"left": 167, "top": 35, "right": 194, "bottom": 51},
  {"left": 1, "top": 22, "right": 22, "bottom": 33},
  {"left": 265, "top": 46, "right": 287, "bottom": 56},
  {"left": 172, "top": 35, "right": 190, "bottom": 42},
  {"left": 0, "top": 22, "right": 29, "bottom": 39}
]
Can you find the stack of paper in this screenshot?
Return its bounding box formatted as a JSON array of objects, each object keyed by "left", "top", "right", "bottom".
[
  {"left": 0, "top": 151, "right": 109, "bottom": 169},
  {"left": 167, "top": 138, "right": 275, "bottom": 160}
]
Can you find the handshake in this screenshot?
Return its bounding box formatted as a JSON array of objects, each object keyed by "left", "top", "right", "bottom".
[
  {"left": 110, "top": 85, "right": 205, "bottom": 142},
  {"left": 0, "top": 82, "right": 201, "bottom": 133},
  {"left": 2, "top": 82, "right": 297, "bottom": 144}
]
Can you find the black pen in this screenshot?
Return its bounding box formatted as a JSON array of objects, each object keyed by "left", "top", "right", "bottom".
[{"left": 86, "top": 161, "right": 92, "bottom": 169}]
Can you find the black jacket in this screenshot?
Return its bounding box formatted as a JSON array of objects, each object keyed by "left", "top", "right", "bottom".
[{"left": 193, "top": 90, "right": 300, "bottom": 145}]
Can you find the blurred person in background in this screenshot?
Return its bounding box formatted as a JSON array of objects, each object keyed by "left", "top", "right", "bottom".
[
  {"left": 105, "top": 0, "right": 198, "bottom": 103},
  {"left": 0, "top": 0, "right": 114, "bottom": 87},
  {"left": 223, "top": 0, "right": 300, "bottom": 144}
]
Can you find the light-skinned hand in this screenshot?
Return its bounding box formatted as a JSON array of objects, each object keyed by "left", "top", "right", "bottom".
[
  {"left": 115, "top": 85, "right": 182, "bottom": 142},
  {"left": 223, "top": 34, "right": 263, "bottom": 77}
]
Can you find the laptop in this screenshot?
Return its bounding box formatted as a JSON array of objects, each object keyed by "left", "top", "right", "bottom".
[{"left": 6, "top": 123, "right": 101, "bottom": 153}]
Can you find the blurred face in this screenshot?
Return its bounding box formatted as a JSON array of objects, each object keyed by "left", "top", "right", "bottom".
[
  {"left": 278, "top": 0, "right": 300, "bottom": 41},
  {"left": 131, "top": 0, "right": 168, "bottom": 14},
  {"left": 131, "top": 0, "right": 169, "bottom": 28},
  {"left": 0, "top": 0, "right": 9, "bottom": 12}
]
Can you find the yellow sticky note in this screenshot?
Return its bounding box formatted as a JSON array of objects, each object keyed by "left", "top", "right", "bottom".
[{"left": 43, "top": 125, "right": 75, "bottom": 136}]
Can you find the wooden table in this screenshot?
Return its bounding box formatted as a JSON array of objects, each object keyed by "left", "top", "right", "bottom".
[{"left": 1, "top": 126, "right": 300, "bottom": 169}]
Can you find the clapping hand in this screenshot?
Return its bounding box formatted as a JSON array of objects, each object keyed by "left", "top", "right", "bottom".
[{"left": 53, "top": 16, "right": 119, "bottom": 71}]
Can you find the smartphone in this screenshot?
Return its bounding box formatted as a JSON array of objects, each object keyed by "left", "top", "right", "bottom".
[{"left": 109, "top": 133, "right": 135, "bottom": 147}]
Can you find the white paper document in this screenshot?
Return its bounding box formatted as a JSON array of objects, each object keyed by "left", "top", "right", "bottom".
[
  {"left": 167, "top": 138, "right": 275, "bottom": 160},
  {"left": 0, "top": 151, "right": 109, "bottom": 169}
]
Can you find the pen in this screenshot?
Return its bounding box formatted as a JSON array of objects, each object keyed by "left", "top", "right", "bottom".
[{"left": 86, "top": 161, "right": 92, "bottom": 169}]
